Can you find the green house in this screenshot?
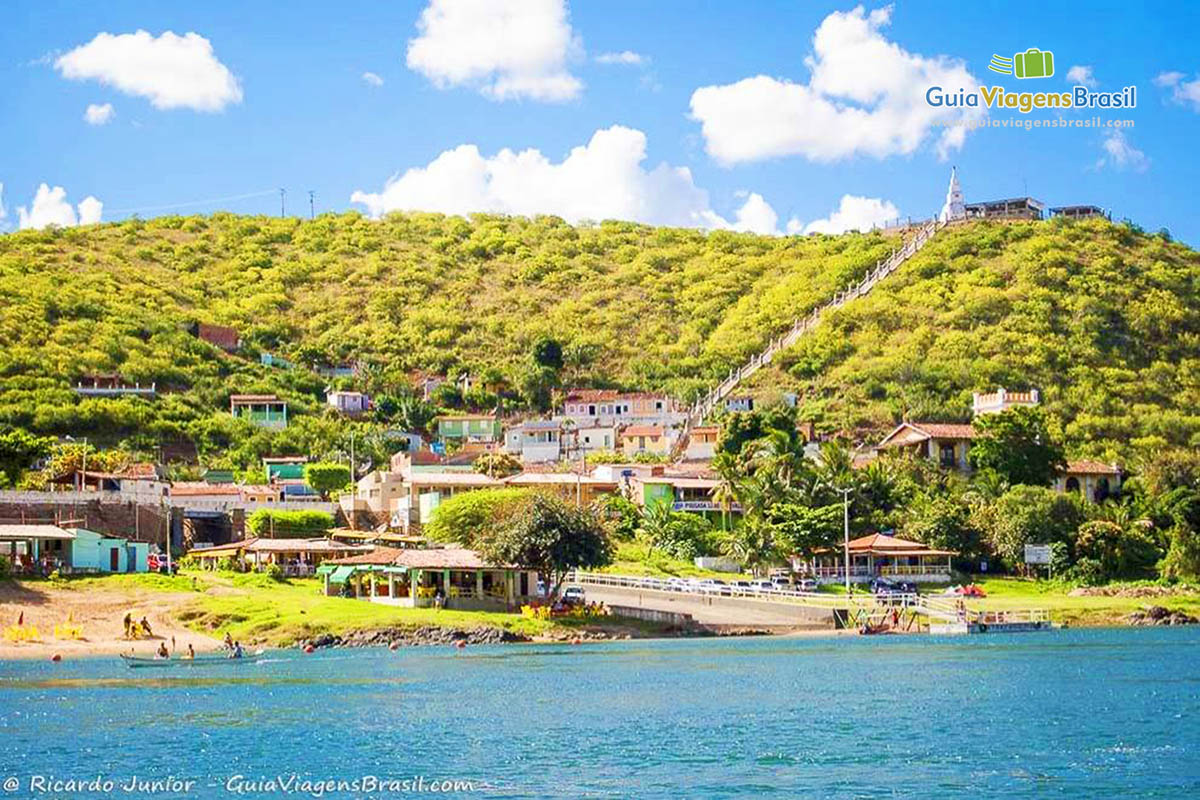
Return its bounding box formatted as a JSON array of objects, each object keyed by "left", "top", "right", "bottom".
[{"left": 436, "top": 415, "right": 502, "bottom": 443}]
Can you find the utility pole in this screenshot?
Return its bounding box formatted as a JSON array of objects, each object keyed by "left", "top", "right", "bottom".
[
  {"left": 279, "top": 188, "right": 286, "bottom": 217},
  {"left": 838, "top": 486, "right": 853, "bottom": 593},
  {"left": 308, "top": 190, "right": 315, "bottom": 219}
]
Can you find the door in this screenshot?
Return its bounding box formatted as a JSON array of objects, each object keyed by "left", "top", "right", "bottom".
[{"left": 109, "top": 548, "right": 120, "bottom": 572}]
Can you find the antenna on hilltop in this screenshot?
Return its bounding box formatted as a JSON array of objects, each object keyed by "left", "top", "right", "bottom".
[
  {"left": 308, "top": 190, "right": 315, "bottom": 220},
  {"left": 279, "top": 188, "right": 286, "bottom": 217}
]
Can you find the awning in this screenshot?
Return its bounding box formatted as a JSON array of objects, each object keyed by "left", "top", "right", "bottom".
[
  {"left": 327, "top": 566, "right": 356, "bottom": 584},
  {"left": 382, "top": 566, "right": 408, "bottom": 575},
  {"left": 315, "top": 564, "right": 336, "bottom": 576}
]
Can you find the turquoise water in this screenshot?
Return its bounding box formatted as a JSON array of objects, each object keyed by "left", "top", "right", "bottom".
[{"left": 1, "top": 628, "right": 1198, "bottom": 798}]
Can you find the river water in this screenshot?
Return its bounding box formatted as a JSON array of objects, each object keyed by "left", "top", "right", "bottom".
[{"left": 1, "top": 628, "right": 1197, "bottom": 798}]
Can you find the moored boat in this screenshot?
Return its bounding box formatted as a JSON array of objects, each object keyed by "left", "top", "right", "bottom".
[{"left": 120, "top": 651, "right": 264, "bottom": 668}]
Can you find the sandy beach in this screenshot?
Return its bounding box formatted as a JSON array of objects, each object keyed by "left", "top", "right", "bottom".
[{"left": 0, "top": 580, "right": 222, "bottom": 660}]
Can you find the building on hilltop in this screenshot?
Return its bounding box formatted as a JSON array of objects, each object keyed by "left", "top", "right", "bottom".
[
  {"left": 965, "top": 196, "right": 1046, "bottom": 221},
  {"left": 1048, "top": 205, "right": 1109, "bottom": 220},
  {"left": 326, "top": 389, "right": 370, "bottom": 416},
  {"left": 972, "top": 387, "right": 1040, "bottom": 415},
  {"left": 504, "top": 419, "right": 564, "bottom": 463}
]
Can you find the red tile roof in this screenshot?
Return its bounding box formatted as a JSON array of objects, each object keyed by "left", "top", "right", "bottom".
[
  {"left": 1065, "top": 459, "right": 1120, "bottom": 475},
  {"left": 622, "top": 425, "right": 665, "bottom": 438}
]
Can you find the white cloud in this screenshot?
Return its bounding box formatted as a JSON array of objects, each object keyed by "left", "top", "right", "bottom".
[
  {"left": 1066, "top": 65, "right": 1097, "bottom": 88},
  {"left": 406, "top": 0, "right": 582, "bottom": 102},
  {"left": 84, "top": 102, "right": 115, "bottom": 125},
  {"left": 689, "top": 6, "right": 983, "bottom": 164},
  {"left": 596, "top": 51, "right": 647, "bottom": 66},
  {"left": 725, "top": 193, "right": 781, "bottom": 235},
  {"left": 1095, "top": 129, "right": 1148, "bottom": 172},
  {"left": 16, "top": 184, "right": 103, "bottom": 230},
  {"left": 796, "top": 194, "right": 900, "bottom": 235},
  {"left": 361, "top": 71, "right": 384, "bottom": 87},
  {"left": 351, "top": 125, "right": 726, "bottom": 227},
  {"left": 54, "top": 30, "right": 242, "bottom": 112},
  {"left": 1154, "top": 70, "right": 1200, "bottom": 110}
]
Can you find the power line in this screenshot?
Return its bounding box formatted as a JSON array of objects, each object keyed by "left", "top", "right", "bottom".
[
  {"left": 308, "top": 190, "right": 315, "bottom": 219},
  {"left": 106, "top": 189, "right": 278, "bottom": 215},
  {"left": 279, "top": 188, "right": 286, "bottom": 217}
]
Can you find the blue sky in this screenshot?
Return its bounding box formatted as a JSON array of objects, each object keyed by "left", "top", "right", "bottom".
[{"left": 3, "top": 1, "right": 1199, "bottom": 242}]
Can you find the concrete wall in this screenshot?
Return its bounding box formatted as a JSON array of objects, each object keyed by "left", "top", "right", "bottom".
[{"left": 581, "top": 585, "right": 835, "bottom": 629}]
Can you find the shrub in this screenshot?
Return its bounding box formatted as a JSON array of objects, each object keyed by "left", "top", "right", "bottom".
[
  {"left": 425, "top": 488, "right": 532, "bottom": 546},
  {"left": 246, "top": 509, "right": 335, "bottom": 538}
]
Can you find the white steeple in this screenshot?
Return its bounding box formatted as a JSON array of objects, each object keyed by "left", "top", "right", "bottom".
[{"left": 939, "top": 166, "right": 965, "bottom": 222}]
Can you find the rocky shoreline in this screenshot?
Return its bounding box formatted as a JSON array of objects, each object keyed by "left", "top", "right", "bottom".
[
  {"left": 1126, "top": 606, "right": 1199, "bottom": 626},
  {"left": 297, "top": 624, "right": 642, "bottom": 650}
]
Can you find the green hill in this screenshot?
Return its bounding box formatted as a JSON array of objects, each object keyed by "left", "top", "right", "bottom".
[{"left": 0, "top": 211, "right": 1197, "bottom": 467}]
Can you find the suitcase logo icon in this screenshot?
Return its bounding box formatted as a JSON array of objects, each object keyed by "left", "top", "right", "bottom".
[{"left": 988, "top": 48, "right": 1055, "bottom": 79}]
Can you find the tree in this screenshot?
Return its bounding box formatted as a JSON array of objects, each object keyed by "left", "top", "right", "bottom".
[
  {"left": 969, "top": 407, "right": 1066, "bottom": 487},
  {"left": 719, "top": 515, "right": 779, "bottom": 576},
  {"left": 531, "top": 336, "right": 564, "bottom": 370},
  {"left": 426, "top": 488, "right": 532, "bottom": 546},
  {"left": 982, "top": 485, "right": 1084, "bottom": 567},
  {"left": 479, "top": 493, "right": 612, "bottom": 596},
  {"left": 904, "top": 492, "right": 982, "bottom": 563},
  {"left": 1074, "top": 519, "right": 1159, "bottom": 579},
  {"left": 0, "top": 428, "right": 54, "bottom": 488},
  {"left": 472, "top": 451, "right": 522, "bottom": 478},
  {"left": 768, "top": 502, "right": 843, "bottom": 562},
  {"left": 638, "top": 501, "right": 712, "bottom": 560},
  {"left": 246, "top": 509, "right": 335, "bottom": 538},
  {"left": 303, "top": 462, "right": 351, "bottom": 499}
]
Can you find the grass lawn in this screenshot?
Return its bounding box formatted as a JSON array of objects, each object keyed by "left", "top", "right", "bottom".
[
  {"left": 598, "top": 542, "right": 750, "bottom": 580},
  {"left": 43, "top": 570, "right": 659, "bottom": 647},
  {"left": 964, "top": 577, "right": 1200, "bottom": 626}
]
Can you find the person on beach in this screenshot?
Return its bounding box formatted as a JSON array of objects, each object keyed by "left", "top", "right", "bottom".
[
  {"left": 223, "top": 632, "right": 234, "bottom": 650},
  {"left": 183, "top": 643, "right": 195, "bottom": 660},
  {"left": 140, "top": 616, "right": 153, "bottom": 637},
  {"left": 156, "top": 642, "right": 169, "bottom": 659},
  {"left": 229, "top": 641, "right": 244, "bottom": 659},
  {"left": 123, "top": 612, "right": 132, "bottom": 638}
]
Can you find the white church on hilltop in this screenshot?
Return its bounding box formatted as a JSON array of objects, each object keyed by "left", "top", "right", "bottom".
[{"left": 939, "top": 167, "right": 966, "bottom": 222}]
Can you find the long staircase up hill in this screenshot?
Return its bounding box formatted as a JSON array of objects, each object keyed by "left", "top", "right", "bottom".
[{"left": 674, "top": 218, "right": 945, "bottom": 456}]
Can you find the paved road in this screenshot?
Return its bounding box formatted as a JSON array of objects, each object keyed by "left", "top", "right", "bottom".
[{"left": 582, "top": 585, "right": 836, "bottom": 630}]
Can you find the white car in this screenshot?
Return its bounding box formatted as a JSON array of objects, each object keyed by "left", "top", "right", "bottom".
[{"left": 751, "top": 580, "right": 775, "bottom": 592}]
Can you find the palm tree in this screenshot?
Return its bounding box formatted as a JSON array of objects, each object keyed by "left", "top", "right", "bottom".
[{"left": 710, "top": 451, "right": 741, "bottom": 532}]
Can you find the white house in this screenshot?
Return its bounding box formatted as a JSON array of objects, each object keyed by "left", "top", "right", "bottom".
[
  {"left": 504, "top": 420, "right": 563, "bottom": 463},
  {"left": 326, "top": 390, "right": 370, "bottom": 416}
]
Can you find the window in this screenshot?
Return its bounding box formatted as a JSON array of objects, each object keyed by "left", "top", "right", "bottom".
[
  {"left": 939, "top": 444, "right": 956, "bottom": 467},
  {"left": 1065, "top": 477, "right": 1080, "bottom": 493}
]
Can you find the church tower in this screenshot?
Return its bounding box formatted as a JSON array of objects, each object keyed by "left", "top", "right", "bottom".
[{"left": 939, "top": 166, "right": 966, "bottom": 222}]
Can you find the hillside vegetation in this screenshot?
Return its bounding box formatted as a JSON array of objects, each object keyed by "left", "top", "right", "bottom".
[{"left": 0, "top": 211, "right": 1197, "bottom": 466}]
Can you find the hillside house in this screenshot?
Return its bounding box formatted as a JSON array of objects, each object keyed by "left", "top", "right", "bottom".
[
  {"left": 972, "top": 388, "right": 1040, "bottom": 415},
  {"left": 807, "top": 533, "right": 955, "bottom": 584},
  {"left": 725, "top": 396, "right": 754, "bottom": 413},
  {"left": 260, "top": 353, "right": 294, "bottom": 370},
  {"left": 685, "top": 426, "right": 720, "bottom": 461},
  {"left": 1056, "top": 460, "right": 1121, "bottom": 503},
  {"left": 436, "top": 414, "right": 502, "bottom": 444},
  {"left": 504, "top": 420, "right": 563, "bottom": 463},
  {"left": 570, "top": 423, "right": 619, "bottom": 454},
  {"left": 503, "top": 471, "right": 619, "bottom": 506},
  {"left": 73, "top": 373, "right": 156, "bottom": 398},
  {"left": 560, "top": 389, "right": 683, "bottom": 430},
  {"left": 876, "top": 422, "right": 975, "bottom": 470},
  {"left": 230, "top": 394, "right": 288, "bottom": 429},
  {"left": 188, "top": 322, "right": 240, "bottom": 352},
  {"left": 326, "top": 390, "right": 370, "bottom": 416},
  {"left": 48, "top": 462, "right": 169, "bottom": 501},
  {"left": 389, "top": 472, "right": 502, "bottom": 531},
  {"left": 620, "top": 425, "right": 671, "bottom": 458}
]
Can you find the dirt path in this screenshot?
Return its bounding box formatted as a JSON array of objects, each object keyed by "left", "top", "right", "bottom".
[{"left": 0, "top": 581, "right": 221, "bottom": 660}]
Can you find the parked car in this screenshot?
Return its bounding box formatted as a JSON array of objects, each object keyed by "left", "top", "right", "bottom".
[
  {"left": 870, "top": 577, "right": 917, "bottom": 596},
  {"left": 665, "top": 577, "right": 688, "bottom": 592},
  {"left": 561, "top": 586, "right": 586, "bottom": 606},
  {"left": 751, "top": 580, "right": 776, "bottom": 592},
  {"left": 794, "top": 578, "right": 817, "bottom": 592},
  {"left": 731, "top": 580, "right": 753, "bottom": 590},
  {"left": 770, "top": 576, "right": 794, "bottom": 590}
]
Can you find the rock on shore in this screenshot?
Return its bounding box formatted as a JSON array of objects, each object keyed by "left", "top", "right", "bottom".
[
  {"left": 300, "top": 626, "right": 530, "bottom": 650},
  {"left": 1126, "top": 606, "right": 1199, "bottom": 626}
]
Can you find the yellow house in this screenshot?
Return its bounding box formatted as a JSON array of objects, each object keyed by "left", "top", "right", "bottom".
[{"left": 620, "top": 425, "right": 670, "bottom": 457}]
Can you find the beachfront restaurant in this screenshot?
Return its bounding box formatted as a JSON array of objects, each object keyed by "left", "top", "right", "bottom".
[
  {"left": 320, "top": 546, "right": 540, "bottom": 611},
  {"left": 806, "top": 533, "right": 956, "bottom": 584},
  {"left": 0, "top": 525, "right": 148, "bottom": 574},
  {"left": 187, "top": 537, "right": 367, "bottom": 576}
]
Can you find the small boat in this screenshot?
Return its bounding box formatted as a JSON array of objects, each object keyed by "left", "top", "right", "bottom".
[{"left": 120, "top": 651, "right": 264, "bottom": 668}]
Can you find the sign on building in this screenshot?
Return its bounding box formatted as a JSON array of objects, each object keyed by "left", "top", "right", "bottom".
[{"left": 1024, "top": 544, "right": 1052, "bottom": 565}]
